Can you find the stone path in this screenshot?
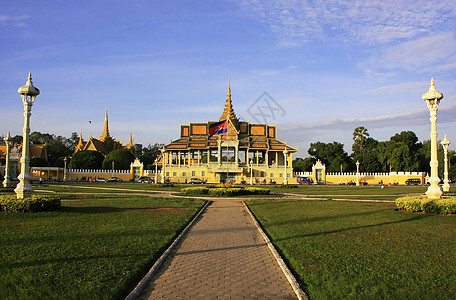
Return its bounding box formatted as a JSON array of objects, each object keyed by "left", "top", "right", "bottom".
[{"left": 137, "top": 199, "right": 298, "bottom": 299}]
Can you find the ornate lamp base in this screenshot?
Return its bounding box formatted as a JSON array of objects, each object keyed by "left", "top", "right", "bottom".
[{"left": 426, "top": 183, "right": 443, "bottom": 200}]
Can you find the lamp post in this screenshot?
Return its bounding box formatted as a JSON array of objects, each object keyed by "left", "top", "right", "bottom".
[
  {"left": 161, "top": 147, "right": 165, "bottom": 183},
  {"left": 441, "top": 134, "right": 451, "bottom": 192},
  {"left": 250, "top": 159, "right": 253, "bottom": 185},
  {"left": 63, "top": 157, "right": 67, "bottom": 182},
  {"left": 283, "top": 147, "right": 288, "bottom": 185},
  {"left": 15, "top": 73, "right": 40, "bottom": 199},
  {"left": 3, "top": 131, "right": 13, "bottom": 187},
  {"left": 389, "top": 164, "right": 392, "bottom": 185},
  {"left": 356, "top": 160, "right": 360, "bottom": 186},
  {"left": 154, "top": 158, "right": 158, "bottom": 184},
  {"left": 423, "top": 78, "right": 443, "bottom": 199},
  {"left": 340, "top": 164, "right": 343, "bottom": 185}
]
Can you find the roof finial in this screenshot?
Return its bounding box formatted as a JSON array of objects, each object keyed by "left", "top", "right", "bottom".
[
  {"left": 100, "top": 107, "right": 111, "bottom": 141},
  {"left": 430, "top": 78, "right": 436, "bottom": 91},
  {"left": 220, "top": 80, "right": 238, "bottom": 123}
]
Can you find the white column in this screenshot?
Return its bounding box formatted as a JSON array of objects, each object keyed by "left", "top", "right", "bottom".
[{"left": 15, "top": 102, "right": 33, "bottom": 198}]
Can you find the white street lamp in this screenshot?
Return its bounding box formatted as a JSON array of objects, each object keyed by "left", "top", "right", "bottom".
[
  {"left": 441, "top": 134, "right": 451, "bottom": 192},
  {"left": 161, "top": 147, "right": 166, "bottom": 184},
  {"left": 340, "top": 164, "right": 343, "bottom": 185},
  {"left": 63, "top": 157, "right": 67, "bottom": 182},
  {"left": 154, "top": 158, "right": 158, "bottom": 184},
  {"left": 250, "top": 159, "right": 253, "bottom": 185},
  {"left": 15, "top": 73, "right": 40, "bottom": 199},
  {"left": 3, "top": 131, "right": 13, "bottom": 187},
  {"left": 356, "top": 160, "right": 360, "bottom": 186},
  {"left": 389, "top": 164, "right": 392, "bottom": 185},
  {"left": 423, "top": 78, "right": 443, "bottom": 199},
  {"left": 283, "top": 147, "right": 288, "bottom": 185}
]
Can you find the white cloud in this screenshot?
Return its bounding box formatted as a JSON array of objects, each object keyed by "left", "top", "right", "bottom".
[
  {"left": 358, "top": 32, "right": 456, "bottom": 76},
  {"left": 364, "top": 82, "right": 428, "bottom": 95},
  {"left": 0, "top": 14, "right": 28, "bottom": 27},
  {"left": 240, "top": 0, "right": 456, "bottom": 46}
]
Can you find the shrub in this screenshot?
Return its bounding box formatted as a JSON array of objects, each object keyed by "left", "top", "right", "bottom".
[
  {"left": 432, "top": 198, "right": 456, "bottom": 214},
  {"left": 277, "top": 184, "right": 298, "bottom": 188},
  {"left": 181, "top": 187, "right": 209, "bottom": 195},
  {"left": 396, "top": 196, "right": 424, "bottom": 212},
  {"left": 396, "top": 196, "right": 456, "bottom": 214},
  {"left": 208, "top": 188, "right": 244, "bottom": 197},
  {"left": 244, "top": 187, "right": 271, "bottom": 195},
  {"left": 0, "top": 194, "right": 61, "bottom": 213}
]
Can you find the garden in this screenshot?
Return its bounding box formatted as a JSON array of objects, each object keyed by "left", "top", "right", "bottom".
[{"left": 1, "top": 183, "right": 455, "bottom": 299}]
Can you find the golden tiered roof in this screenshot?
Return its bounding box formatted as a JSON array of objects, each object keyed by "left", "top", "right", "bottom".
[
  {"left": 73, "top": 108, "right": 134, "bottom": 156},
  {"left": 164, "top": 82, "right": 296, "bottom": 153},
  {"left": 219, "top": 81, "right": 239, "bottom": 126}
]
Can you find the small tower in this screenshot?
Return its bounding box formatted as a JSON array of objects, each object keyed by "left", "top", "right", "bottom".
[
  {"left": 74, "top": 129, "right": 85, "bottom": 153},
  {"left": 220, "top": 81, "right": 239, "bottom": 126},
  {"left": 100, "top": 107, "right": 111, "bottom": 142}
]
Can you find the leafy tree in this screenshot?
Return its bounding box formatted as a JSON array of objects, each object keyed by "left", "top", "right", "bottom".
[
  {"left": 308, "top": 141, "right": 351, "bottom": 172},
  {"left": 352, "top": 137, "right": 381, "bottom": 172},
  {"left": 353, "top": 127, "right": 369, "bottom": 154},
  {"left": 376, "top": 131, "right": 423, "bottom": 172},
  {"left": 292, "top": 157, "right": 314, "bottom": 172},
  {"left": 69, "top": 150, "right": 104, "bottom": 169},
  {"left": 139, "top": 143, "right": 164, "bottom": 169},
  {"left": 30, "top": 131, "right": 74, "bottom": 166},
  {"left": 102, "top": 149, "right": 135, "bottom": 170},
  {"left": 30, "top": 157, "right": 49, "bottom": 167}
]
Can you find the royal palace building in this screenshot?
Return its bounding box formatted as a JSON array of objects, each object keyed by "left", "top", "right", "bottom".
[
  {"left": 159, "top": 83, "right": 297, "bottom": 184},
  {"left": 74, "top": 108, "right": 135, "bottom": 156}
]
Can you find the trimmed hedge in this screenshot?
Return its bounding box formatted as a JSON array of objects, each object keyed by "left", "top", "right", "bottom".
[
  {"left": 181, "top": 186, "right": 270, "bottom": 197},
  {"left": 0, "top": 195, "right": 61, "bottom": 213},
  {"left": 396, "top": 196, "right": 456, "bottom": 214},
  {"left": 181, "top": 187, "right": 209, "bottom": 195},
  {"left": 208, "top": 188, "right": 243, "bottom": 197},
  {"left": 244, "top": 187, "right": 271, "bottom": 195}
]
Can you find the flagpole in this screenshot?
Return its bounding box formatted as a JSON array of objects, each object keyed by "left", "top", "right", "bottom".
[{"left": 226, "top": 119, "right": 229, "bottom": 183}]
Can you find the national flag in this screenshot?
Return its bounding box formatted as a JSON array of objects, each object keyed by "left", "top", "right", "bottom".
[{"left": 209, "top": 120, "right": 228, "bottom": 136}]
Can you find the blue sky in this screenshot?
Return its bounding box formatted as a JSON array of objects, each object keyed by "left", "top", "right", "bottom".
[{"left": 1, "top": 0, "right": 455, "bottom": 157}]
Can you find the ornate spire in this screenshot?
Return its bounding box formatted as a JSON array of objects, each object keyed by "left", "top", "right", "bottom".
[
  {"left": 220, "top": 80, "right": 238, "bottom": 122},
  {"left": 74, "top": 129, "right": 85, "bottom": 153},
  {"left": 100, "top": 107, "right": 111, "bottom": 141},
  {"left": 126, "top": 130, "right": 134, "bottom": 149}
]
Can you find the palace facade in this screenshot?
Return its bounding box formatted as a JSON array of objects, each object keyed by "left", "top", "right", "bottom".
[{"left": 160, "top": 83, "right": 297, "bottom": 184}]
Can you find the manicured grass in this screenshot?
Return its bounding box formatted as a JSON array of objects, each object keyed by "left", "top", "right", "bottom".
[
  {"left": 0, "top": 195, "right": 205, "bottom": 300},
  {"left": 247, "top": 199, "right": 456, "bottom": 299}
]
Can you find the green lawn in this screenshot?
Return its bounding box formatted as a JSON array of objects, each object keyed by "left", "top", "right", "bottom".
[
  {"left": 0, "top": 194, "right": 205, "bottom": 300},
  {"left": 247, "top": 198, "right": 456, "bottom": 299}
]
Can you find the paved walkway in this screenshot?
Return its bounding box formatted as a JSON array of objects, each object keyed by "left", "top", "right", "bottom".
[{"left": 138, "top": 199, "right": 298, "bottom": 299}]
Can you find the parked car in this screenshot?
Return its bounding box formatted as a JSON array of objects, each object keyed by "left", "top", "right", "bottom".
[
  {"left": 189, "top": 178, "right": 205, "bottom": 184},
  {"left": 95, "top": 177, "right": 107, "bottom": 183},
  {"left": 297, "top": 176, "right": 314, "bottom": 185},
  {"left": 108, "top": 177, "right": 123, "bottom": 182},
  {"left": 405, "top": 178, "right": 421, "bottom": 185},
  {"left": 138, "top": 176, "right": 154, "bottom": 183}
]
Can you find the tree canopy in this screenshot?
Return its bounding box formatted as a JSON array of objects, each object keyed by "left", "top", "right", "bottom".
[
  {"left": 70, "top": 150, "right": 104, "bottom": 169},
  {"left": 102, "top": 149, "right": 135, "bottom": 170}
]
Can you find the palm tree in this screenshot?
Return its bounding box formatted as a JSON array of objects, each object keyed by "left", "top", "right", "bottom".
[{"left": 353, "top": 127, "right": 369, "bottom": 154}]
